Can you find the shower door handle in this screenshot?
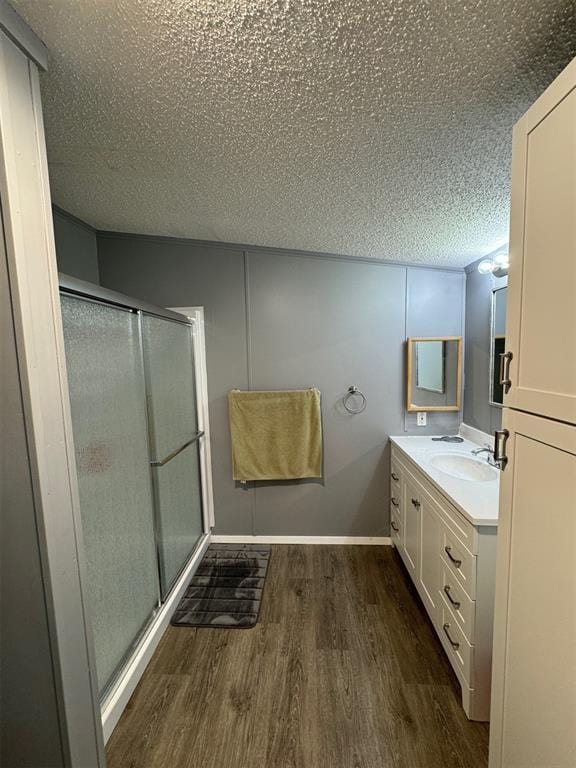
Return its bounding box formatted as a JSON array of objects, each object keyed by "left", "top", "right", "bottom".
[{"left": 150, "top": 431, "right": 204, "bottom": 467}]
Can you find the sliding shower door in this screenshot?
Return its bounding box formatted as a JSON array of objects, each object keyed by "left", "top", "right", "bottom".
[
  {"left": 61, "top": 296, "right": 159, "bottom": 694},
  {"left": 142, "top": 315, "right": 204, "bottom": 597}
]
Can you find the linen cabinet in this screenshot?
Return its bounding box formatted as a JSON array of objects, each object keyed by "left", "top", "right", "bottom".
[
  {"left": 503, "top": 58, "right": 576, "bottom": 426},
  {"left": 489, "top": 56, "right": 576, "bottom": 768}
]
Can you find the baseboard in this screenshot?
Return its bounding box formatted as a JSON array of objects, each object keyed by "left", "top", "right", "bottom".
[
  {"left": 100, "top": 532, "right": 211, "bottom": 742},
  {"left": 211, "top": 534, "right": 392, "bottom": 545}
]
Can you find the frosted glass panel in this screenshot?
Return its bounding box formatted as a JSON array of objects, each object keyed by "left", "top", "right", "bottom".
[
  {"left": 61, "top": 295, "right": 159, "bottom": 694},
  {"left": 142, "top": 315, "right": 197, "bottom": 461},
  {"left": 154, "top": 442, "right": 204, "bottom": 596}
]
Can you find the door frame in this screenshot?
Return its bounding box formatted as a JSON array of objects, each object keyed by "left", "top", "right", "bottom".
[
  {"left": 0, "top": 18, "right": 105, "bottom": 766},
  {"left": 170, "top": 306, "right": 216, "bottom": 532}
]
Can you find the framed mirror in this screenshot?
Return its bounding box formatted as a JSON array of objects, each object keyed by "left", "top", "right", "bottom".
[
  {"left": 490, "top": 286, "right": 508, "bottom": 406},
  {"left": 406, "top": 336, "right": 462, "bottom": 412}
]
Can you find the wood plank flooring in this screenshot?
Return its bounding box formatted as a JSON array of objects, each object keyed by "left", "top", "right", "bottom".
[{"left": 106, "top": 545, "right": 489, "bottom": 768}]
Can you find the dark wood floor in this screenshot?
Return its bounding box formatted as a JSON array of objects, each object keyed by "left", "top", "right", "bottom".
[{"left": 106, "top": 545, "right": 489, "bottom": 768}]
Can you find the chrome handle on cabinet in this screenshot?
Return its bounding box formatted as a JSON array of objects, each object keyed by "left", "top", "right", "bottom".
[
  {"left": 443, "top": 623, "right": 460, "bottom": 650},
  {"left": 391, "top": 472, "right": 399, "bottom": 481},
  {"left": 444, "top": 546, "right": 462, "bottom": 568},
  {"left": 391, "top": 497, "right": 399, "bottom": 507},
  {"left": 499, "top": 351, "right": 513, "bottom": 393},
  {"left": 493, "top": 429, "right": 510, "bottom": 471},
  {"left": 391, "top": 521, "right": 400, "bottom": 533},
  {"left": 411, "top": 498, "right": 421, "bottom": 508},
  {"left": 443, "top": 584, "right": 461, "bottom": 609}
]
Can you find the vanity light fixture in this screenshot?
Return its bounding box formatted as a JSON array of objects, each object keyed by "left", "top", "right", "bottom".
[{"left": 477, "top": 252, "right": 509, "bottom": 277}]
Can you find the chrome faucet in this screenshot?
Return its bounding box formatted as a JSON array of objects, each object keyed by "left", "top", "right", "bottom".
[{"left": 471, "top": 445, "right": 497, "bottom": 466}]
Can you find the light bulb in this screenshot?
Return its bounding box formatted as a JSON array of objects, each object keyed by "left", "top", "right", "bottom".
[
  {"left": 494, "top": 253, "right": 509, "bottom": 270},
  {"left": 477, "top": 259, "right": 494, "bottom": 275}
]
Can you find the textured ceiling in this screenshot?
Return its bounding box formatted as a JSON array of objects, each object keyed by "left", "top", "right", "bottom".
[{"left": 11, "top": 0, "right": 576, "bottom": 266}]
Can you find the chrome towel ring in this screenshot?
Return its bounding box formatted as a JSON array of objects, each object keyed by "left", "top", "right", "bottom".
[{"left": 343, "top": 385, "right": 367, "bottom": 414}]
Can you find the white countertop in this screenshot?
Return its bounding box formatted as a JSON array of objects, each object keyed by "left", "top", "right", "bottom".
[{"left": 390, "top": 435, "right": 500, "bottom": 527}]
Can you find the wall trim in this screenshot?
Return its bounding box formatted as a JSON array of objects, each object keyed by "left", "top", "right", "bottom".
[
  {"left": 211, "top": 535, "right": 392, "bottom": 545},
  {"left": 96, "top": 228, "right": 465, "bottom": 273},
  {"left": 53, "top": 204, "right": 98, "bottom": 235},
  {"left": 100, "top": 533, "right": 211, "bottom": 743},
  {"left": 0, "top": 0, "right": 48, "bottom": 70}
]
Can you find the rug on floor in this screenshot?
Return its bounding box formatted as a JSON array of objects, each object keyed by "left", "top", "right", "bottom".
[{"left": 171, "top": 543, "right": 271, "bottom": 628}]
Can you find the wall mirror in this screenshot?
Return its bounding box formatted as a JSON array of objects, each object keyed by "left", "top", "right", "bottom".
[
  {"left": 490, "top": 286, "right": 508, "bottom": 406},
  {"left": 406, "top": 336, "right": 462, "bottom": 412}
]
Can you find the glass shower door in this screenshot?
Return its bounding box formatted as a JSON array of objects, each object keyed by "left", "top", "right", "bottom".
[
  {"left": 142, "top": 314, "right": 204, "bottom": 597},
  {"left": 61, "top": 295, "right": 159, "bottom": 695}
]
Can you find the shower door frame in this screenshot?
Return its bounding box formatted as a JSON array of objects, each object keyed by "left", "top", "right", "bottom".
[{"left": 59, "top": 274, "right": 213, "bottom": 741}]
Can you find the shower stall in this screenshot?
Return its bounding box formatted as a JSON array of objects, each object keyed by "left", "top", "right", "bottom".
[{"left": 58, "top": 275, "right": 212, "bottom": 723}]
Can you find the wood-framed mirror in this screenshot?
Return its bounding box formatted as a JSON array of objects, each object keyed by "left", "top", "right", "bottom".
[{"left": 406, "top": 336, "right": 462, "bottom": 412}]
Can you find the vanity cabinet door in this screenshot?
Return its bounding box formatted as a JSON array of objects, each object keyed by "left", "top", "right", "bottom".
[
  {"left": 489, "top": 410, "right": 576, "bottom": 768},
  {"left": 402, "top": 475, "right": 421, "bottom": 580},
  {"left": 418, "top": 502, "right": 442, "bottom": 623},
  {"left": 504, "top": 62, "right": 576, "bottom": 425}
]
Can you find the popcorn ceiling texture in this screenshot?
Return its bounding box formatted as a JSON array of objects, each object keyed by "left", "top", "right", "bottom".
[{"left": 12, "top": 0, "right": 576, "bottom": 266}]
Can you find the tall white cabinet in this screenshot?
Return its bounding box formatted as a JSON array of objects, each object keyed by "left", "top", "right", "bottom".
[{"left": 489, "top": 57, "right": 576, "bottom": 768}]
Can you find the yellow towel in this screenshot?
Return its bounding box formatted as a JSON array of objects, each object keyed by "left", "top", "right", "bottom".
[{"left": 228, "top": 388, "right": 323, "bottom": 481}]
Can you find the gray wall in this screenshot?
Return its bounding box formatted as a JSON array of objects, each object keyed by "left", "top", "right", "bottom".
[
  {"left": 98, "top": 233, "right": 465, "bottom": 536},
  {"left": 404, "top": 267, "right": 465, "bottom": 434},
  {"left": 1, "top": 231, "right": 65, "bottom": 766},
  {"left": 53, "top": 206, "right": 99, "bottom": 283},
  {"left": 463, "top": 257, "right": 504, "bottom": 435}
]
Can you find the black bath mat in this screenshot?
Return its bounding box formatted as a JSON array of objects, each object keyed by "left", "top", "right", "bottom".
[{"left": 171, "top": 543, "right": 271, "bottom": 629}]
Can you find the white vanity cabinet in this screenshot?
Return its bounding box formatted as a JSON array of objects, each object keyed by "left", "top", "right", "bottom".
[{"left": 390, "top": 441, "right": 497, "bottom": 721}]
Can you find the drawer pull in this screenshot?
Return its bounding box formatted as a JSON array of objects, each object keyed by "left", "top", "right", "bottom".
[
  {"left": 391, "top": 521, "right": 400, "bottom": 533},
  {"left": 444, "top": 545, "right": 462, "bottom": 568},
  {"left": 494, "top": 429, "right": 510, "bottom": 471},
  {"left": 411, "top": 497, "right": 421, "bottom": 508},
  {"left": 443, "top": 623, "right": 460, "bottom": 650},
  {"left": 391, "top": 472, "right": 399, "bottom": 482},
  {"left": 391, "top": 497, "right": 399, "bottom": 507},
  {"left": 499, "top": 351, "right": 513, "bottom": 393},
  {"left": 443, "top": 584, "right": 461, "bottom": 609}
]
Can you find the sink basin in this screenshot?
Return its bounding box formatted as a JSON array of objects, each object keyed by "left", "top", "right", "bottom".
[{"left": 429, "top": 453, "right": 498, "bottom": 482}]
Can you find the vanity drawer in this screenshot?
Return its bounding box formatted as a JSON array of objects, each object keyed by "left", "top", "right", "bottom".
[
  {"left": 440, "top": 602, "right": 474, "bottom": 686},
  {"left": 439, "top": 563, "right": 476, "bottom": 643},
  {"left": 440, "top": 525, "right": 477, "bottom": 600}
]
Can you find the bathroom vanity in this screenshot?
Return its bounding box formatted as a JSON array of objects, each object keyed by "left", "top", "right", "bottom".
[{"left": 389, "top": 434, "right": 499, "bottom": 721}]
